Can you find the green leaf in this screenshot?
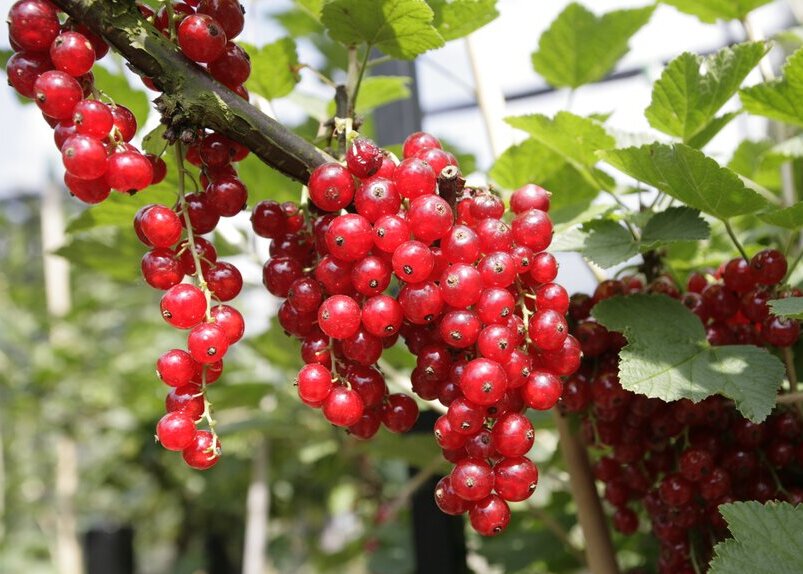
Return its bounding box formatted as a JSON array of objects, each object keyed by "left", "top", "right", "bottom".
[
  {"left": 641, "top": 206, "right": 711, "bottom": 247},
  {"left": 660, "top": 0, "right": 773, "bottom": 23},
  {"left": 244, "top": 38, "right": 301, "bottom": 100},
  {"left": 686, "top": 111, "right": 741, "bottom": 149},
  {"left": 728, "top": 139, "right": 782, "bottom": 191},
  {"left": 600, "top": 143, "right": 768, "bottom": 219},
  {"left": 0, "top": 49, "right": 12, "bottom": 70},
  {"left": 141, "top": 124, "right": 168, "bottom": 156},
  {"left": 56, "top": 228, "right": 142, "bottom": 282},
  {"left": 580, "top": 220, "right": 638, "bottom": 268},
  {"left": 355, "top": 75, "right": 411, "bottom": 113},
  {"left": 236, "top": 154, "right": 301, "bottom": 204},
  {"left": 758, "top": 202, "right": 803, "bottom": 229},
  {"left": 428, "top": 0, "right": 499, "bottom": 41},
  {"left": 709, "top": 501, "right": 803, "bottom": 574},
  {"left": 298, "top": 0, "right": 324, "bottom": 19},
  {"left": 489, "top": 138, "right": 565, "bottom": 189},
  {"left": 506, "top": 112, "right": 615, "bottom": 168},
  {"left": 593, "top": 294, "right": 785, "bottom": 422},
  {"left": 768, "top": 297, "right": 803, "bottom": 320},
  {"left": 531, "top": 3, "right": 654, "bottom": 88},
  {"left": 92, "top": 66, "right": 150, "bottom": 128},
  {"left": 645, "top": 43, "right": 768, "bottom": 143},
  {"left": 741, "top": 48, "right": 803, "bottom": 128},
  {"left": 321, "top": 0, "right": 444, "bottom": 59}
]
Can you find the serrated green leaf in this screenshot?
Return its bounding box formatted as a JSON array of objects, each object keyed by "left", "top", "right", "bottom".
[
  {"left": 768, "top": 297, "right": 803, "bottom": 319},
  {"left": 580, "top": 220, "right": 638, "bottom": 268},
  {"left": 489, "top": 138, "right": 565, "bottom": 189},
  {"left": 641, "top": 206, "right": 711, "bottom": 247},
  {"left": 593, "top": 294, "right": 784, "bottom": 422},
  {"left": 506, "top": 112, "right": 615, "bottom": 168},
  {"left": 244, "top": 38, "right": 300, "bottom": 100},
  {"left": 428, "top": 0, "right": 498, "bottom": 41},
  {"left": 141, "top": 124, "right": 167, "bottom": 156},
  {"left": 600, "top": 143, "right": 768, "bottom": 219},
  {"left": 709, "top": 501, "right": 803, "bottom": 574},
  {"left": 728, "top": 139, "right": 782, "bottom": 191},
  {"left": 356, "top": 75, "right": 411, "bottom": 113},
  {"left": 541, "top": 164, "right": 602, "bottom": 214},
  {"left": 758, "top": 202, "right": 803, "bottom": 229},
  {"left": 686, "top": 112, "right": 741, "bottom": 149},
  {"left": 321, "top": 0, "right": 444, "bottom": 59},
  {"left": 646, "top": 43, "right": 768, "bottom": 143},
  {"left": 531, "top": 3, "right": 654, "bottom": 88},
  {"left": 660, "top": 0, "right": 773, "bottom": 23},
  {"left": 92, "top": 66, "right": 150, "bottom": 129},
  {"left": 741, "top": 48, "right": 803, "bottom": 128}
]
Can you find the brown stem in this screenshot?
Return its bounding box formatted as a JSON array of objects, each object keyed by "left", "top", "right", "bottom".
[
  {"left": 51, "top": 0, "right": 332, "bottom": 183},
  {"left": 553, "top": 411, "right": 620, "bottom": 574},
  {"left": 437, "top": 165, "right": 465, "bottom": 212}
]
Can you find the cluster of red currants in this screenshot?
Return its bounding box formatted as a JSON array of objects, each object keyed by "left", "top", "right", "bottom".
[
  {"left": 563, "top": 253, "right": 801, "bottom": 573},
  {"left": 137, "top": 0, "right": 251, "bottom": 99},
  {"left": 256, "top": 131, "right": 581, "bottom": 535},
  {"left": 7, "top": 0, "right": 165, "bottom": 203}
]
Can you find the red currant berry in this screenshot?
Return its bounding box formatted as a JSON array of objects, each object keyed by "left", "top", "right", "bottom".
[
  {"left": 318, "top": 295, "right": 361, "bottom": 339},
  {"left": 361, "top": 295, "right": 404, "bottom": 337},
  {"left": 161, "top": 284, "right": 207, "bottom": 329},
  {"left": 510, "top": 183, "right": 550, "bottom": 213},
  {"left": 210, "top": 304, "right": 244, "bottom": 344},
  {"left": 72, "top": 99, "right": 113, "bottom": 139},
  {"left": 157, "top": 349, "right": 199, "bottom": 387},
  {"left": 110, "top": 105, "right": 137, "bottom": 142},
  {"left": 61, "top": 134, "right": 108, "bottom": 180},
  {"left": 325, "top": 214, "right": 373, "bottom": 261},
  {"left": 511, "top": 209, "right": 552, "bottom": 252},
  {"left": 296, "top": 363, "right": 333, "bottom": 404},
  {"left": 346, "top": 137, "right": 383, "bottom": 178},
  {"left": 178, "top": 14, "right": 228, "bottom": 63},
  {"left": 156, "top": 412, "right": 197, "bottom": 451},
  {"left": 460, "top": 358, "right": 508, "bottom": 406},
  {"left": 182, "top": 430, "right": 221, "bottom": 470},
  {"left": 451, "top": 457, "right": 494, "bottom": 501},
  {"left": 408, "top": 195, "right": 453, "bottom": 243},
  {"left": 392, "top": 240, "right": 435, "bottom": 283},
  {"left": 50, "top": 32, "right": 95, "bottom": 77},
  {"left": 373, "top": 214, "right": 410, "bottom": 253},
  {"left": 187, "top": 322, "right": 229, "bottom": 363},
  {"left": 206, "top": 177, "right": 247, "bottom": 217},
  {"left": 8, "top": 0, "right": 60, "bottom": 53},
  {"left": 322, "top": 386, "right": 365, "bottom": 427},
  {"left": 762, "top": 315, "right": 800, "bottom": 347},
  {"left": 381, "top": 393, "right": 419, "bottom": 432},
  {"left": 491, "top": 412, "right": 534, "bottom": 457},
  {"left": 142, "top": 248, "right": 184, "bottom": 290},
  {"left": 493, "top": 456, "right": 539, "bottom": 502},
  {"left": 393, "top": 158, "right": 436, "bottom": 199},
  {"left": 137, "top": 204, "right": 183, "bottom": 248},
  {"left": 434, "top": 476, "right": 470, "bottom": 515},
  {"left": 6, "top": 51, "right": 53, "bottom": 98},
  {"left": 750, "top": 249, "right": 787, "bottom": 285},
  {"left": 208, "top": 42, "right": 250, "bottom": 88},
  {"left": 398, "top": 281, "right": 444, "bottom": 325},
  {"left": 166, "top": 384, "right": 205, "bottom": 419},
  {"left": 205, "top": 261, "right": 243, "bottom": 301},
  {"left": 107, "top": 151, "right": 154, "bottom": 192},
  {"left": 308, "top": 163, "right": 355, "bottom": 212},
  {"left": 34, "top": 70, "right": 83, "bottom": 119},
  {"left": 197, "top": 0, "right": 245, "bottom": 39},
  {"left": 402, "top": 131, "right": 441, "bottom": 158}
]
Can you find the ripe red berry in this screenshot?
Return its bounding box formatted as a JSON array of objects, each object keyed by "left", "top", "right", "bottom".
[
  {"left": 110, "top": 105, "right": 137, "bottom": 142},
  {"left": 346, "top": 137, "right": 383, "bottom": 178},
  {"left": 178, "top": 14, "right": 228, "bottom": 63},
  {"left": 434, "top": 476, "right": 470, "bottom": 515},
  {"left": 322, "top": 386, "right": 365, "bottom": 427},
  {"left": 510, "top": 184, "right": 550, "bottom": 213},
  {"left": 762, "top": 316, "right": 800, "bottom": 347},
  {"left": 197, "top": 0, "right": 245, "bottom": 39},
  {"left": 392, "top": 240, "right": 435, "bottom": 283},
  {"left": 318, "top": 295, "right": 361, "bottom": 339},
  {"left": 522, "top": 371, "right": 562, "bottom": 410},
  {"left": 161, "top": 284, "right": 207, "bottom": 329},
  {"left": 210, "top": 304, "right": 244, "bottom": 344},
  {"left": 529, "top": 309, "right": 568, "bottom": 351},
  {"left": 296, "top": 363, "right": 333, "bottom": 404},
  {"left": 72, "top": 99, "right": 113, "bottom": 139},
  {"left": 137, "top": 204, "right": 183, "bottom": 248},
  {"left": 408, "top": 195, "right": 453, "bottom": 243},
  {"left": 157, "top": 349, "right": 199, "bottom": 387},
  {"left": 205, "top": 261, "right": 243, "bottom": 301},
  {"left": 208, "top": 42, "right": 251, "bottom": 88},
  {"left": 492, "top": 413, "right": 534, "bottom": 457},
  {"left": 142, "top": 248, "right": 184, "bottom": 290},
  {"left": 398, "top": 281, "right": 444, "bottom": 325},
  {"left": 308, "top": 163, "right": 355, "bottom": 211},
  {"left": 469, "top": 494, "right": 510, "bottom": 536},
  {"left": 206, "top": 177, "right": 247, "bottom": 217},
  {"left": 511, "top": 209, "right": 553, "bottom": 252},
  {"left": 61, "top": 135, "right": 108, "bottom": 180},
  {"left": 107, "top": 151, "right": 154, "bottom": 192},
  {"left": 451, "top": 457, "right": 494, "bottom": 501},
  {"left": 750, "top": 249, "right": 787, "bottom": 285},
  {"left": 34, "top": 70, "right": 83, "bottom": 119},
  {"left": 373, "top": 214, "right": 410, "bottom": 253},
  {"left": 6, "top": 51, "right": 53, "bottom": 98},
  {"left": 166, "top": 384, "right": 205, "bottom": 419},
  {"left": 361, "top": 295, "right": 404, "bottom": 337},
  {"left": 50, "top": 32, "right": 95, "bottom": 77},
  {"left": 325, "top": 214, "right": 373, "bottom": 261},
  {"left": 393, "top": 158, "right": 437, "bottom": 199},
  {"left": 460, "top": 358, "right": 508, "bottom": 406},
  {"left": 8, "top": 0, "right": 61, "bottom": 53},
  {"left": 182, "top": 430, "right": 221, "bottom": 470},
  {"left": 156, "top": 412, "right": 197, "bottom": 451},
  {"left": 493, "top": 456, "right": 539, "bottom": 502},
  {"left": 187, "top": 322, "right": 230, "bottom": 363},
  {"left": 440, "top": 264, "right": 482, "bottom": 309},
  {"left": 381, "top": 393, "right": 419, "bottom": 432},
  {"left": 402, "top": 131, "right": 441, "bottom": 159}
]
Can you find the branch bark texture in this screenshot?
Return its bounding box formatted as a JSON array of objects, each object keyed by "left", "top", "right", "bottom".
[{"left": 51, "top": 0, "right": 332, "bottom": 183}]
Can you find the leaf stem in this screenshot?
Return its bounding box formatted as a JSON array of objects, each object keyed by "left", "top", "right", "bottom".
[{"left": 723, "top": 219, "right": 749, "bottom": 261}]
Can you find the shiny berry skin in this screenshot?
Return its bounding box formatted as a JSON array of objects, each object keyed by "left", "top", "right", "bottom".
[
  {"left": 408, "top": 195, "right": 453, "bottom": 243},
  {"left": 393, "top": 158, "right": 437, "bottom": 199},
  {"left": 142, "top": 248, "right": 184, "bottom": 289},
  {"left": 470, "top": 194, "right": 505, "bottom": 220},
  {"left": 762, "top": 316, "right": 800, "bottom": 347},
  {"left": 318, "top": 295, "right": 361, "bottom": 339},
  {"left": 137, "top": 204, "right": 183, "bottom": 248},
  {"left": 522, "top": 371, "right": 562, "bottom": 410},
  {"left": 322, "top": 386, "right": 365, "bottom": 427},
  {"left": 351, "top": 256, "right": 391, "bottom": 296},
  {"left": 6, "top": 51, "right": 53, "bottom": 98},
  {"left": 469, "top": 495, "right": 510, "bottom": 536},
  {"left": 361, "top": 295, "right": 404, "bottom": 338},
  {"left": 510, "top": 183, "right": 550, "bottom": 213},
  {"left": 699, "top": 467, "right": 732, "bottom": 502},
  {"left": 478, "top": 252, "right": 517, "bottom": 288},
  {"left": 440, "top": 264, "right": 482, "bottom": 308},
  {"left": 446, "top": 397, "right": 484, "bottom": 436},
  {"left": 110, "top": 105, "right": 137, "bottom": 142},
  {"left": 342, "top": 328, "right": 382, "bottom": 365},
  {"left": 612, "top": 508, "right": 638, "bottom": 535},
  {"left": 166, "top": 384, "right": 205, "bottom": 419},
  {"left": 206, "top": 177, "right": 247, "bottom": 216},
  {"left": 474, "top": 218, "right": 513, "bottom": 253},
  {"left": 750, "top": 249, "right": 787, "bottom": 285},
  {"left": 477, "top": 325, "right": 514, "bottom": 363},
  {"left": 347, "top": 409, "right": 382, "bottom": 439},
  {"left": 530, "top": 252, "right": 559, "bottom": 283},
  {"left": 157, "top": 349, "right": 198, "bottom": 387},
  {"left": 679, "top": 448, "right": 714, "bottom": 482},
  {"left": 50, "top": 32, "right": 95, "bottom": 77},
  {"left": 251, "top": 200, "right": 286, "bottom": 239},
  {"left": 346, "top": 137, "right": 383, "bottom": 178},
  {"left": 402, "top": 131, "right": 441, "bottom": 159},
  {"left": 392, "top": 240, "right": 435, "bottom": 283},
  {"left": 296, "top": 363, "right": 333, "bottom": 404},
  {"left": 659, "top": 473, "right": 693, "bottom": 507},
  {"left": 177, "top": 14, "right": 228, "bottom": 63},
  {"left": 34, "top": 71, "right": 83, "bottom": 119},
  {"left": 182, "top": 430, "right": 221, "bottom": 470},
  {"left": 161, "top": 284, "right": 207, "bottom": 329},
  {"left": 477, "top": 287, "right": 516, "bottom": 325},
  {"left": 187, "top": 323, "right": 229, "bottom": 363},
  {"left": 529, "top": 309, "right": 568, "bottom": 351},
  {"left": 415, "top": 147, "right": 455, "bottom": 175},
  {"left": 208, "top": 42, "right": 251, "bottom": 88},
  {"left": 723, "top": 257, "right": 756, "bottom": 292},
  {"left": 286, "top": 277, "right": 323, "bottom": 314},
  {"left": 61, "top": 135, "right": 108, "bottom": 180},
  {"left": 451, "top": 457, "right": 494, "bottom": 501},
  {"left": 460, "top": 358, "right": 508, "bottom": 406},
  {"left": 325, "top": 214, "right": 373, "bottom": 261},
  {"left": 197, "top": 0, "right": 245, "bottom": 39},
  {"left": 492, "top": 413, "right": 534, "bottom": 457},
  {"left": 178, "top": 237, "right": 217, "bottom": 275},
  {"left": 210, "top": 304, "right": 244, "bottom": 344},
  {"left": 8, "top": 0, "right": 60, "bottom": 53},
  {"left": 381, "top": 393, "right": 419, "bottom": 432},
  {"left": 373, "top": 214, "right": 410, "bottom": 253},
  {"left": 354, "top": 177, "right": 400, "bottom": 223},
  {"left": 511, "top": 209, "right": 552, "bottom": 252},
  {"left": 434, "top": 476, "right": 470, "bottom": 515},
  {"left": 107, "top": 151, "right": 154, "bottom": 192},
  {"left": 156, "top": 412, "right": 197, "bottom": 451},
  {"left": 741, "top": 288, "right": 771, "bottom": 322},
  {"left": 72, "top": 100, "right": 113, "bottom": 139},
  {"left": 262, "top": 256, "right": 303, "bottom": 297},
  {"left": 314, "top": 255, "right": 354, "bottom": 294},
  {"left": 534, "top": 282, "right": 570, "bottom": 314},
  {"left": 442, "top": 225, "right": 480, "bottom": 264},
  {"left": 494, "top": 456, "right": 539, "bottom": 502},
  {"left": 205, "top": 261, "right": 243, "bottom": 301},
  {"left": 308, "top": 163, "right": 356, "bottom": 211},
  {"left": 398, "top": 281, "right": 444, "bottom": 325}
]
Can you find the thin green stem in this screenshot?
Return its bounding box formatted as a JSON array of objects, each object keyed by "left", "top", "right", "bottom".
[
  {"left": 366, "top": 55, "right": 392, "bottom": 68},
  {"left": 723, "top": 219, "right": 749, "bottom": 261},
  {"left": 350, "top": 46, "right": 372, "bottom": 117}
]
